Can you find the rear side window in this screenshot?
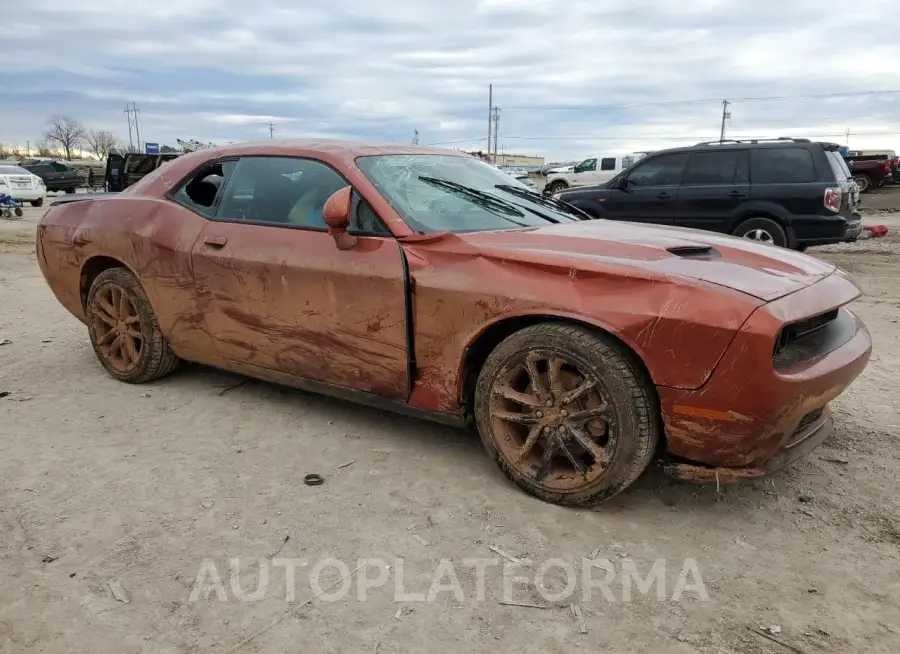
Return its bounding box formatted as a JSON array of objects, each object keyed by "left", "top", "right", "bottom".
[
  {"left": 600, "top": 157, "right": 616, "bottom": 171},
  {"left": 126, "top": 156, "right": 157, "bottom": 174},
  {"left": 825, "top": 150, "right": 851, "bottom": 180},
  {"left": 683, "top": 151, "right": 749, "bottom": 185},
  {"left": 751, "top": 148, "right": 816, "bottom": 184},
  {"left": 172, "top": 160, "right": 237, "bottom": 216}
]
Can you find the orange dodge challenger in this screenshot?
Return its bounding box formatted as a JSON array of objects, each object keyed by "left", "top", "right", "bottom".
[{"left": 36, "top": 141, "right": 872, "bottom": 505}]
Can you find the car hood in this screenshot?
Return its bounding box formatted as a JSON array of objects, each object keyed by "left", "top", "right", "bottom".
[{"left": 460, "top": 219, "right": 836, "bottom": 302}]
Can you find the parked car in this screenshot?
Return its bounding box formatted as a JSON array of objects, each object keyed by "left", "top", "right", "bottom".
[
  {"left": 557, "top": 138, "right": 862, "bottom": 250},
  {"left": 844, "top": 154, "right": 893, "bottom": 192},
  {"left": 499, "top": 166, "right": 529, "bottom": 178},
  {"left": 36, "top": 140, "right": 871, "bottom": 505},
  {"left": 0, "top": 164, "right": 47, "bottom": 207},
  {"left": 543, "top": 153, "right": 648, "bottom": 196},
  {"left": 21, "top": 160, "right": 79, "bottom": 195},
  {"left": 106, "top": 152, "right": 182, "bottom": 191},
  {"left": 540, "top": 161, "right": 577, "bottom": 176}
]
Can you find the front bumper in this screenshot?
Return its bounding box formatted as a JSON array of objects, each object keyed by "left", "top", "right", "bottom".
[{"left": 658, "top": 271, "right": 871, "bottom": 476}]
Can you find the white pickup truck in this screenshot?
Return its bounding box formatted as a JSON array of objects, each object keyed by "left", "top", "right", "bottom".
[{"left": 543, "top": 152, "right": 649, "bottom": 195}]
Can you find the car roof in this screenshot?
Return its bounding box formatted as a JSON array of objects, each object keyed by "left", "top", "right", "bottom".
[
  {"left": 188, "top": 139, "right": 470, "bottom": 164},
  {"left": 0, "top": 165, "right": 29, "bottom": 174},
  {"left": 651, "top": 140, "right": 838, "bottom": 157}
]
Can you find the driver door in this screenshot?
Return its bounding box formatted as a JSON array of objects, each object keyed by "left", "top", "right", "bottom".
[
  {"left": 188, "top": 155, "right": 410, "bottom": 399},
  {"left": 571, "top": 158, "right": 597, "bottom": 187},
  {"left": 600, "top": 152, "right": 689, "bottom": 225}
]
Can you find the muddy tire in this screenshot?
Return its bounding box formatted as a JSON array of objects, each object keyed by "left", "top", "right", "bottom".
[
  {"left": 85, "top": 267, "right": 179, "bottom": 383},
  {"left": 545, "top": 180, "right": 568, "bottom": 195},
  {"left": 732, "top": 217, "right": 787, "bottom": 247},
  {"left": 474, "top": 322, "right": 658, "bottom": 506}
]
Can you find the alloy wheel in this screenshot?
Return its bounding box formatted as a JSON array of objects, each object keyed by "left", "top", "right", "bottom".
[{"left": 488, "top": 350, "right": 617, "bottom": 491}]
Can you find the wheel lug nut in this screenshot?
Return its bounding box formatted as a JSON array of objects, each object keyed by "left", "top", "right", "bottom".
[
  {"left": 536, "top": 411, "right": 543, "bottom": 418},
  {"left": 545, "top": 399, "right": 554, "bottom": 407},
  {"left": 560, "top": 410, "right": 568, "bottom": 417}
]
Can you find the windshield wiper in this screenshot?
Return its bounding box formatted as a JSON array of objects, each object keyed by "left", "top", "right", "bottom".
[
  {"left": 418, "top": 176, "right": 526, "bottom": 222},
  {"left": 494, "top": 184, "right": 592, "bottom": 221}
]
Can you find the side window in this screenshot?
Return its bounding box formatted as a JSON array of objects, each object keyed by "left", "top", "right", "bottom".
[
  {"left": 126, "top": 156, "right": 157, "bottom": 175},
  {"left": 49, "top": 162, "right": 69, "bottom": 172},
  {"left": 682, "top": 151, "right": 748, "bottom": 185},
  {"left": 751, "top": 148, "right": 816, "bottom": 184},
  {"left": 172, "top": 160, "right": 236, "bottom": 216},
  {"left": 350, "top": 194, "right": 391, "bottom": 235},
  {"left": 579, "top": 158, "right": 597, "bottom": 172},
  {"left": 33, "top": 165, "right": 53, "bottom": 175},
  {"left": 215, "top": 156, "right": 348, "bottom": 228},
  {"left": 626, "top": 153, "right": 689, "bottom": 187},
  {"left": 600, "top": 157, "right": 616, "bottom": 171}
]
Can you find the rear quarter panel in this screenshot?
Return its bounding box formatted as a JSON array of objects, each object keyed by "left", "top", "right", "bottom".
[{"left": 37, "top": 196, "right": 213, "bottom": 353}]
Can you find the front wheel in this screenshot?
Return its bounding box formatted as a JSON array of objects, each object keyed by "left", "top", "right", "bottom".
[
  {"left": 732, "top": 217, "right": 787, "bottom": 247},
  {"left": 30, "top": 198, "right": 44, "bottom": 207},
  {"left": 545, "top": 181, "right": 568, "bottom": 195},
  {"left": 86, "top": 268, "right": 180, "bottom": 383},
  {"left": 14, "top": 207, "right": 23, "bottom": 217},
  {"left": 474, "top": 323, "right": 658, "bottom": 506}
]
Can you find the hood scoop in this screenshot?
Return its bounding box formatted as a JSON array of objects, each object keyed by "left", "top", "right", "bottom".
[{"left": 667, "top": 245, "right": 721, "bottom": 259}]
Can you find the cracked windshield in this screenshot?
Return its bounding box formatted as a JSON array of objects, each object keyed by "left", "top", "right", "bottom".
[{"left": 356, "top": 154, "right": 580, "bottom": 233}]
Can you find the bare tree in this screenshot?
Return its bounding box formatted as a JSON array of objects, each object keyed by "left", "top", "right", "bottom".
[
  {"left": 85, "top": 129, "right": 118, "bottom": 160},
  {"left": 44, "top": 116, "right": 86, "bottom": 161}
]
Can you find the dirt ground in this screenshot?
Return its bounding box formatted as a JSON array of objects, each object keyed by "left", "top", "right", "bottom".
[{"left": 2, "top": 192, "right": 899, "bottom": 654}]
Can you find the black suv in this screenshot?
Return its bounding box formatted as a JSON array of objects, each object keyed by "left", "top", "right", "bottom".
[{"left": 557, "top": 138, "right": 862, "bottom": 250}]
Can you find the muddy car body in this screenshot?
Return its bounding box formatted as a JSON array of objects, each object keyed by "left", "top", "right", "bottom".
[{"left": 35, "top": 141, "right": 872, "bottom": 505}]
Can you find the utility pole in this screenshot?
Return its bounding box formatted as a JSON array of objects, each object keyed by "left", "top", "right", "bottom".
[
  {"left": 264, "top": 121, "right": 275, "bottom": 139},
  {"left": 487, "top": 84, "right": 493, "bottom": 156},
  {"left": 491, "top": 106, "right": 501, "bottom": 162},
  {"left": 25, "top": 141, "right": 30, "bottom": 156},
  {"left": 412, "top": 129, "right": 419, "bottom": 145},
  {"left": 719, "top": 100, "right": 731, "bottom": 142},
  {"left": 846, "top": 127, "right": 851, "bottom": 148},
  {"left": 124, "top": 103, "right": 141, "bottom": 151}
]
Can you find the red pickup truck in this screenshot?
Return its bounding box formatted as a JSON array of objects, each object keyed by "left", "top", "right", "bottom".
[{"left": 845, "top": 155, "right": 893, "bottom": 192}]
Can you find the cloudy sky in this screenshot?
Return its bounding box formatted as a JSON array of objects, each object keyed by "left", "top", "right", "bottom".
[{"left": 3, "top": 0, "right": 899, "bottom": 161}]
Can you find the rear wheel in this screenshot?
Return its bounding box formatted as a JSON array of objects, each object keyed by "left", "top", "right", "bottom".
[
  {"left": 853, "top": 174, "right": 871, "bottom": 193},
  {"left": 732, "top": 217, "right": 787, "bottom": 247},
  {"left": 64, "top": 188, "right": 75, "bottom": 194},
  {"left": 474, "top": 323, "right": 658, "bottom": 506},
  {"left": 86, "top": 268, "right": 179, "bottom": 383},
  {"left": 30, "top": 199, "right": 44, "bottom": 207}
]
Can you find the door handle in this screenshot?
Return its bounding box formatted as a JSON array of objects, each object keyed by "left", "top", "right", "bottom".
[
  {"left": 203, "top": 235, "right": 227, "bottom": 248},
  {"left": 728, "top": 191, "right": 748, "bottom": 198},
  {"left": 657, "top": 192, "right": 673, "bottom": 199}
]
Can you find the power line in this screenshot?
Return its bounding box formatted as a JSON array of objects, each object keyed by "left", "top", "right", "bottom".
[
  {"left": 502, "top": 89, "right": 900, "bottom": 111},
  {"left": 263, "top": 121, "right": 275, "bottom": 139},
  {"left": 427, "top": 131, "right": 900, "bottom": 146}
]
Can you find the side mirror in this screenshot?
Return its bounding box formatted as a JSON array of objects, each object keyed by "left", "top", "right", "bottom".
[{"left": 323, "top": 186, "right": 356, "bottom": 250}]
